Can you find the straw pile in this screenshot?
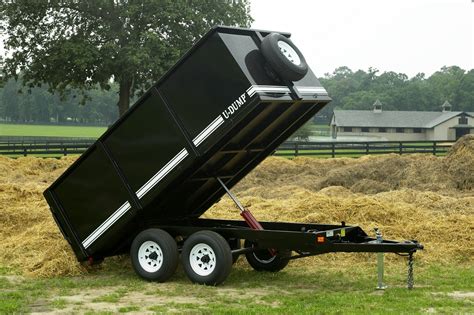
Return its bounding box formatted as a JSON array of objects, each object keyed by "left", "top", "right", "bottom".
[
  {"left": 0, "top": 135, "right": 473, "bottom": 277},
  {"left": 204, "top": 187, "right": 473, "bottom": 265},
  {"left": 0, "top": 156, "right": 86, "bottom": 277},
  {"left": 445, "top": 134, "right": 474, "bottom": 190}
]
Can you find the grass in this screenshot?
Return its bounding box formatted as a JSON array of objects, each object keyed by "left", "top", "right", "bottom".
[
  {"left": 0, "top": 123, "right": 106, "bottom": 138},
  {"left": 1, "top": 260, "right": 472, "bottom": 314}
]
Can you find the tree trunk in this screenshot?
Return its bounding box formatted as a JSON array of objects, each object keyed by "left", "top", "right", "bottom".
[{"left": 117, "top": 78, "right": 132, "bottom": 117}]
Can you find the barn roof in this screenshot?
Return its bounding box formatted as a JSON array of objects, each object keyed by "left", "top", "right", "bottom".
[{"left": 332, "top": 110, "right": 473, "bottom": 128}]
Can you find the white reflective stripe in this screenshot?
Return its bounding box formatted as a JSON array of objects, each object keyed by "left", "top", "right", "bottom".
[
  {"left": 247, "top": 85, "right": 290, "bottom": 97},
  {"left": 296, "top": 86, "right": 328, "bottom": 95},
  {"left": 247, "top": 86, "right": 256, "bottom": 96},
  {"left": 192, "top": 116, "right": 224, "bottom": 147},
  {"left": 136, "top": 148, "right": 189, "bottom": 198},
  {"left": 247, "top": 85, "right": 328, "bottom": 97},
  {"left": 82, "top": 201, "right": 131, "bottom": 249},
  {"left": 82, "top": 148, "right": 189, "bottom": 249}
]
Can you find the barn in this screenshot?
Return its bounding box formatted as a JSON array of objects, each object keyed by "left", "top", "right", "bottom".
[{"left": 330, "top": 100, "right": 474, "bottom": 141}]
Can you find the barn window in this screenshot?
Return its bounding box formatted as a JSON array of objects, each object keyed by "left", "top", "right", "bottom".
[
  {"left": 396, "top": 128, "right": 404, "bottom": 133},
  {"left": 343, "top": 127, "right": 352, "bottom": 132},
  {"left": 413, "top": 128, "right": 422, "bottom": 133},
  {"left": 378, "top": 128, "right": 386, "bottom": 133},
  {"left": 459, "top": 115, "right": 468, "bottom": 125},
  {"left": 361, "top": 127, "right": 369, "bottom": 132}
]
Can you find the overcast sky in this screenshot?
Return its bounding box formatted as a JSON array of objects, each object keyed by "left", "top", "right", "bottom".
[{"left": 251, "top": 0, "right": 473, "bottom": 78}]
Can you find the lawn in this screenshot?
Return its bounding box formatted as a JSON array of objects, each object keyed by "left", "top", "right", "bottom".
[
  {"left": 0, "top": 123, "right": 106, "bottom": 138},
  {"left": 1, "top": 260, "right": 472, "bottom": 314}
]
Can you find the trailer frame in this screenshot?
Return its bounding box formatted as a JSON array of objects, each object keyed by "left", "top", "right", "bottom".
[
  {"left": 153, "top": 219, "right": 423, "bottom": 256},
  {"left": 43, "top": 26, "right": 424, "bottom": 287}
]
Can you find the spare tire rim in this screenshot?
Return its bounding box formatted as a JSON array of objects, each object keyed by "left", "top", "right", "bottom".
[
  {"left": 277, "top": 41, "right": 301, "bottom": 66},
  {"left": 138, "top": 241, "right": 164, "bottom": 273},
  {"left": 189, "top": 243, "right": 216, "bottom": 276}
]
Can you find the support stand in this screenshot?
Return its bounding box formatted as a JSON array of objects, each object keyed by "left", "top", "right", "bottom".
[
  {"left": 375, "top": 228, "right": 387, "bottom": 290},
  {"left": 407, "top": 252, "right": 414, "bottom": 290}
]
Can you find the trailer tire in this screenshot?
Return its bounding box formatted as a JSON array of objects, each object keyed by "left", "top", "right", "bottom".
[
  {"left": 130, "top": 228, "right": 178, "bottom": 282},
  {"left": 244, "top": 240, "right": 291, "bottom": 272},
  {"left": 182, "top": 231, "right": 233, "bottom": 285},
  {"left": 261, "top": 32, "right": 308, "bottom": 82}
]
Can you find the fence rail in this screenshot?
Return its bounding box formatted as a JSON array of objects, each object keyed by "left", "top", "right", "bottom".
[
  {"left": 274, "top": 140, "right": 456, "bottom": 157},
  {"left": 0, "top": 139, "right": 456, "bottom": 157},
  {"left": 0, "top": 138, "right": 95, "bottom": 156}
]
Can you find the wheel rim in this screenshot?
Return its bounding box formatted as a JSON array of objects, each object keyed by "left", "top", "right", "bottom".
[
  {"left": 277, "top": 41, "right": 301, "bottom": 66},
  {"left": 189, "top": 243, "right": 216, "bottom": 276},
  {"left": 253, "top": 250, "right": 276, "bottom": 264},
  {"left": 138, "top": 241, "right": 163, "bottom": 273}
]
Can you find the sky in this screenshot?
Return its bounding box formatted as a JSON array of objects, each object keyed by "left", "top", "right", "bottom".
[
  {"left": 1, "top": 0, "right": 472, "bottom": 78},
  {"left": 250, "top": 0, "right": 474, "bottom": 78}
]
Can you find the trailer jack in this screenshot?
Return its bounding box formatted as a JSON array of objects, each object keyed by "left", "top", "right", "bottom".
[
  {"left": 374, "top": 228, "right": 387, "bottom": 290},
  {"left": 372, "top": 228, "right": 419, "bottom": 290}
]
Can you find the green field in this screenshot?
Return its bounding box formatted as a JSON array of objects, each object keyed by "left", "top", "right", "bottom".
[
  {"left": 1, "top": 261, "right": 472, "bottom": 314},
  {"left": 0, "top": 123, "right": 106, "bottom": 138}
]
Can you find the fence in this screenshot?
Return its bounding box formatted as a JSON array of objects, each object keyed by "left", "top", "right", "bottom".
[
  {"left": 0, "top": 137, "right": 95, "bottom": 156},
  {"left": 0, "top": 138, "right": 456, "bottom": 157},
  {"left": 274, "top": 140, "right": 456, "bottom": 157}
]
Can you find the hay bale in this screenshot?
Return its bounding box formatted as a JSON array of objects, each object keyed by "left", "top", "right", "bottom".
[
  {"left": 0, "top": 139, "right": 472, "bottom": 277},
  {"left": 445, "top": 134, "right": 474, "bottom": 190},
  {"left": 0, "top": 183, "right": 86, "bottom": 277},
  {"left": 0, "top": 156, "right": 85, "bottom": 277},
  {"left": 351, "top": 179, "right": 391, "bottom": 194},
  {"left": 205, "top": 188, "right": 474, "bottom": 264},
  {"left": 236, "top": 153, "right": 462, "bottom": 195}
]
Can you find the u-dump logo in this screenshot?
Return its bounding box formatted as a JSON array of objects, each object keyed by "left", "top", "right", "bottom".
[{"left": 222, "top": 92, "right": 247, "bottom": 120}]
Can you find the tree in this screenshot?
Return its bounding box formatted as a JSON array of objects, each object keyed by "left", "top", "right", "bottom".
[
  {"left": 1, "top": 79, "right": 20, "bottom": 121},
  {"left": 291, "top": 122, "right": 313, "bottom": 141},
  {"left": 318, "top": 66, "right": 474, "bottom": 122},
  {"left": 455, "top": 70, "right": 474, "bottom": 112},
  {"left": 0, "top": 0, "right": 252, "bottom": 117}
]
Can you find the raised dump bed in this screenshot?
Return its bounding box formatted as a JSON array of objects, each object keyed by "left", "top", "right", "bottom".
[{"left": 45, "top": 26, "right": 422, "bottom": 286}]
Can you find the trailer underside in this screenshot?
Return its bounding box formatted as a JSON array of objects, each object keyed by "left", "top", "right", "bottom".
[{"left": 154, "top": 218, "right": 423, "bottom": 256}]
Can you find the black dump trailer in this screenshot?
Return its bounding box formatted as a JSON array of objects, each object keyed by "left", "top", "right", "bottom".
[{"left": 44, "top": 26, "right": 422, "bottom": 286}]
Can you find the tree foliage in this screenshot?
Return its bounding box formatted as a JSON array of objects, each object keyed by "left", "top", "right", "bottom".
[
  {"left": 0, "top": 79, "right": 119, "bottom": 124},
  {"left": 0, "top": 0, "right": 253, "bottom": 116},
  {"left": 1, "top": 65, "right": 472, "bottom": 126},
  {"left": 317, "top": 66, "right": 474, "bottom": 122}
]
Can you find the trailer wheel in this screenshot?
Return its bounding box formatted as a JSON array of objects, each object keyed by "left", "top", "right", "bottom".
[
  {"left": 261, "top": 32, "right": 308, "bottom": 82},
  {"left": 130, "top": 228, "right": 178, "bottom": 282},
  {"left": 182, "top": 231, "right": 232, "bottom": 285},
  {"left": 244, "top": 240, "right": 291, "bottom": 272}
]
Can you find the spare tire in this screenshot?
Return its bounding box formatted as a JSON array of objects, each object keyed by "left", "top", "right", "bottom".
[{"left": 261, "top": 32, "right": 308, "bottom": 82}]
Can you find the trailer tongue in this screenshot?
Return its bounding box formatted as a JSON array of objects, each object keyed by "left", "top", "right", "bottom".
[{"left": 44, "top": 26, "right": 423, "bottom": 286}]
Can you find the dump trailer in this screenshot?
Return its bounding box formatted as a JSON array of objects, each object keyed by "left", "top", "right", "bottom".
[{"left": 44, "top": 26, "right": 422, "bottom": 286}]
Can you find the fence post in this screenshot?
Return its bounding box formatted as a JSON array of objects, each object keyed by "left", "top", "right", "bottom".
[
  {"left": 295, "top": 143, "right": 298, "bottom": 157},
  {"left": 331, "top": 142, "right": 335, "bottom": 158},
  {"left": 23, "top": 147, "right": 27, "bottom": 157},
  {"left": 433, "top": 141, "right": 437, "bottom": 156},
  {"left": 365, "top": 142, "right": 369, "bottom": 154},
  {"left": 399, "top": 142, "right": 403, "bottom": 155}
]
